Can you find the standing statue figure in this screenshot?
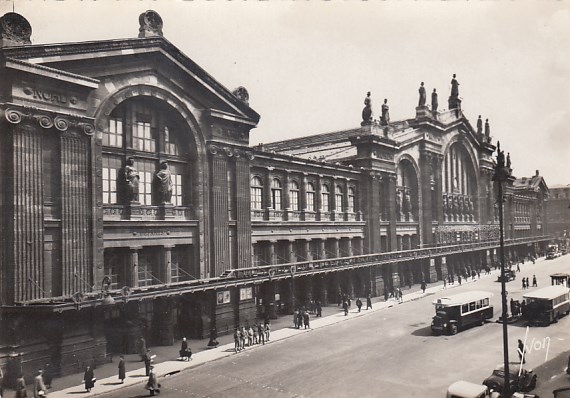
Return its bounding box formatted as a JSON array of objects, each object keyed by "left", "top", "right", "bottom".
[
  {"left": 361, "top": 92, "right": 373, "bottom": 124},
  {"left": 125, "top": 157, "right": 140, "bottom": 202},
  {"left": 403, "top": 190, "right": 412, "bottom": 220},
  {"left": 477, "top": 115, "right": 483, "bottom": 136},
  {"left": 395, "top": 189, "right": 402, "bottom": 220},
  {"left": 381, "top": 99, "right": 390, "bottom": 126},
  {"left": 156, "top": 161, "right": 173, "bottom": 203},
  {"left": 418, "top": 82, "right": 426, "bottom": 107},
  {"left": 431, "top": 89, "right": 438, "bottom": 112},
  {"left": 485, "top": 118, "right": 491, "bottom": 141},
  {"left": 496, "top": 142, "right": 505, "bottom": 169},
  {"left": 450, "top": 73, "right": 460, "bottom": 97},
  {"left": 506, "top": 153, "right": 511, "bottom": 169}
]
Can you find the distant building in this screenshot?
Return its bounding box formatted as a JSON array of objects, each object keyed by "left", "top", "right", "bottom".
[
  {"left": 0, "top": 10, "right": 550, "bottom": 380},
  {"left": 547, "top": 184, "right": 570, "bottom": 238}
]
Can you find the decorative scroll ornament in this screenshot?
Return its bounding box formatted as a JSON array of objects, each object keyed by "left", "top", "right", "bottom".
[
  {"left": 233, "top": 149, "right": 242, "bottom": 158},
  {"left": 37, "top": 115, "right": 54, "bottom": 129},
  {"left": 54, "top": 116, "right": 69, "bottom": 131},
  {"left": 0, "top": 12, "right": 32, "bottom": 45},
  {"left": 4, "top": 108, "right": 23, "bottom": 124},
  {"left": 208, "top": 145, "right": 219, "bottom": 155},
  {"left": 2, "top": 107, "right": 94, "bottom": 135},
  {"left": 232, "top": 86, "right": 250, "bottom": 105},
  {"left": 245, "top": 152, "right": 255, "bottom": 161},
  {"left": 224, "top": 147, "right": 233, "bottom": 157}
]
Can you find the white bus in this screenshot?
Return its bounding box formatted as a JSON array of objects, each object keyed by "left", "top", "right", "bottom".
[
  {"left": 523, "top": 285, "right": 570, "bottom": 326},
  {"left": 431, "top": 291, "right": 494, "bottom": 335}
]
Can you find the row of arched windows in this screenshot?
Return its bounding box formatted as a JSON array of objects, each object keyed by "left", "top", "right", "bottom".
[{"left": 251, "top": 177, "right": 356, "bottom": 213}]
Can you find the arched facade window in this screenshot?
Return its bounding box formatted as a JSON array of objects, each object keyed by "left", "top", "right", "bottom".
[
  {"left": 251, "top": 176, "right": 263, "bottom": 210},
  {"left": 271, "top": 178, "right": 282, "bottom": 210},
  {"left": 396, "top": 160, "right": 419, "bottom": 222},
  {"left": 289, "top": 181, "right": 300, "bottom": 211},
  {"left": 442, "top": 142, "right": 478, "bottom": 222},
  {"left": 102, "top": 97, "right": 192, "bottom": 207},
  {"left": 335, "top": 185, "right": 344, "bottom": 212},
  {"left": 321, "top": 184, "right": 330, "bottom": 212},
  {"left": 306, "top": 182, "right": 316, "bottom": 211},
  {"left": 348, "top": 187, "right": 355, "bottom": 213}
]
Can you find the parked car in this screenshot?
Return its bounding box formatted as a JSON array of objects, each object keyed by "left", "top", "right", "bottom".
[
  {"left": 482, "top": 363, "right": 537, "bottom": 395},
  {"left": 497, "top": 269, "right": 516, "bottom": 282},
  {"left": 446, "top": 381, "right": 491, "bottom": 398}
]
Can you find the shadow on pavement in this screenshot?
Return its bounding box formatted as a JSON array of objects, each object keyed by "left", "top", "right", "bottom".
[{"left": 411, "top": 326, "right": 436, "bottom": 337}]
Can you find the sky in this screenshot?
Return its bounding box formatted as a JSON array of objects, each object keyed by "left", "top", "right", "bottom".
[{"left": 1, "top": 0, "right": 569, "bottom": 186}]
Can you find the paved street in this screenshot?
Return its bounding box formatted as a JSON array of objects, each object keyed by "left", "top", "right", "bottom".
[{"left": 78, "top": 255, "right": 570, "bottom": 398}]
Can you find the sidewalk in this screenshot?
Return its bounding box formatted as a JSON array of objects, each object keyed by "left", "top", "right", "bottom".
[{"left": 6, "top": 262, "right": 524, "bottom": 398}]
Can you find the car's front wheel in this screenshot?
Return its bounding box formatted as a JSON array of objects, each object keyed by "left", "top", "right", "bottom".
[{"left": 449, "top": 324, "right": 458, "bottom": 335}]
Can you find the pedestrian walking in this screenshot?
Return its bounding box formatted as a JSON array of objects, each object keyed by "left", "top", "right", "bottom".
[
  {"left": 252, "top": 324, "right": 259, "bottom": 344},
  {"left": 421, "top": 281, "right": 426, "bottom": 294},
  {"left": 522, "top": 278, "right": 526, "bottom": 289},
  {"left": 303, "top": 311, "right": 310, "bottom": 329},
  {"left": 383, "top": 288, "right": 389, "bottom": 301},
  {"left": 240, "top": 327, "right": 246, "bottom": 349},
  {"left": 477, "top": 270, "right": 480, "bottom": 279},
  {"left": 293, "top": 308, "right": 299, "bottom": 328},
  {"left": 343, "top": 300, "right": 349, "bottom": 316},
  {"left": 366, "top": 294, "right": 372, "bottom": 309},
  {"left": 0, "top": 366, "right": 4, "bottom": 398},
  {"left": 566, "top": 355, "right": 570, "bottom": 376},
  {"left": 83, "top": 366, "right": 95, "bottom": 393},
  {"left": 518, "top": 339, "right": 526, "bottom": 364},
  {"left": 443, "top": 278, "right": 447, "bottom": 289},
  {"left": 208, "top": 326, "right": 219, "bottom": 348},
  {"left": 526, "top": 277, "right": 530, "bottom": 288},
  {"left": 356, "top": 298, "right": 363, "bottom": 312},
  {"left": 118, "top": 355, "right": 126, "bottom": 383},
  {"left": 143, "top": 349, "right": 153, "bottom": 376},
  {"left": 532, "top": 275, "right": 537, "bottom": 287},
  {"left": 33, "top": 370, "right": 46, "bottom": 398},
  {"left": 297, "top": 310, "right": 303, "bottom": 329},
  {"left": 265, "top": 321, "right": 271, "bottom": 341},
  {"left": 179, "top": 337, "right": 191, "bottom": 361},
  {"left": 397, "top": 287, "right": 403, "bottom": 303},
  {"left": 458, "top": 275, "right": 462, "bottom": 285},
  {"left": 145, "top": 366, "right": 160, "bottom": 396},
  {"left": 258, "top": 323, "right": 265, "bottom": 345},
  {"left": 16, "top": 373, "right": 28, "bottom": 398},
  {"left": 234, "top": 328, "right": 240, "bottom": 352},
  {"left": 43, "top": 363, "right": 53, "bottom": 390},
  {"left": 247, "top": 326, "right": 254, "bottom": 346},
  {"left": 516, "top": 263, "right": 521, "bottom": 272},
  {"left": 138, "top": 336, "right": 147, "bottom": 362},
  {"left": 316, "top": 301, "right": 322, "bottom": 317}
]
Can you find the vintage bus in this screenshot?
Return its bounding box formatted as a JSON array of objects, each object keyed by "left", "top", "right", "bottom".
[
  {"left": 523, "top": 285, "right": 570, "bottom": 326},
  {"left": 431, "top": 291, "right": 494, "bottom": 335}
]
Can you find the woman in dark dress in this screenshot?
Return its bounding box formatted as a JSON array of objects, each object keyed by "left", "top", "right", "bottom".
[
  {"left": 16, "top": 373, "right": 28, "bottom": 398},
  {"left": 118, "top": 356, "right": 126, "bottom": 383},
  {"left": 83, "top": 366, "right": 95, "bottom": 392}
]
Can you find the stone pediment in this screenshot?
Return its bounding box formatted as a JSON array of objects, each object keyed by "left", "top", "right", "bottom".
[{"left": 0, "top": 35, "right": 260, "bottom": 127}]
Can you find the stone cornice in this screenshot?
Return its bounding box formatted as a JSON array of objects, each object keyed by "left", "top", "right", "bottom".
[{"left": 5, "top": 57, "right": 100, "bottom": 88}]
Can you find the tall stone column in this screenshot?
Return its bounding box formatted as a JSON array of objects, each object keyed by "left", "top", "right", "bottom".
[
  {"left": 235, "top": 155, "right": 252, "bottom": 269},
  {"left": 288, "top": 240, "right": 295, "bottom": 263},
  {"left": 163, "top": 245, "right": 173, "bottom": 284},
  {"left": 208, "top": 146, "right": 230, "bottom": 276},
  {"left": 347, "top": 238, "right": 354, "bottom": 257},
  {"left": 333, "top": 238, "right": 340, "bottom": 259},
  {"left": 304, "top": 240, "right": 312, "bottom": 262},
  {"left": 268, "top": 241, "right": 276, "bottom": 265},
  {"left": 129, "top": 247, "right": 141, "bottom": 287},
  {"left": 385, "top": 173, "right": 398, "bottom": 252},
  {"left": 320, "top": 240, "right": 327, "bottom": 260}
]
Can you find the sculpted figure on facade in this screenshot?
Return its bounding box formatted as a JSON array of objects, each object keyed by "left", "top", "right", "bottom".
[
  {"left": 418, "top": 82, "right": 426, "bottom": 107},
  {"left": 431, "top": 89, "right": 438, "bottom": 112},
  {"left": 381, "top": 99, "right": 390, "bottom": 126},
  {"left": 361, "top": 92, "right": 373, "bottom": 124},
  {"left": 477, "top": 115, "right": 483, "bottom": 136},
  {"left": 403, "top": 189, "right": 412, "bottom": 221},
  {"left": 485, "top": 118, "right": 491, "bottom": 142},
  {"left": 442, "top": 194, "right": 448, "bottom": 221},
  {"left": 395, "top": 189, "right": 402, "bottom": 221},
  {"left": 125, "top": 157, "right": 140, "bottom": 203},
  {"left": 450, "top": 74, "right": 459, "bottom": 98},
  {"left": 156, "top": 161, "right": 173, "bottom": 204}
]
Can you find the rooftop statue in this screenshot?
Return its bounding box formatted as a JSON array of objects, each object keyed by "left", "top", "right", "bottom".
[
  {"left": 381, "top": 99, "right": 390, "bottom": 126},
  {"left": 418, "top": 82, "right": 426, "bottom": 107},
  {"left": 450, "top": 73, "right": 459, "bottom": 98},
  {"left": 477, "top": 115, "right": 483, "bottom": 136},
  {"left": 361, "top": 92, "right": 373, "bottom": 124},
  {"left": 431, "top": 89, "right": 438, "bottom": 112},
  {"left": 485, "top": 118, "right": 490, "bottom": 139}
]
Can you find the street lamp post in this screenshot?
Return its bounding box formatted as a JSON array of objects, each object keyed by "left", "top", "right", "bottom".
[{"left": 492, "top": 141, "right": 511, "bottom": 397}]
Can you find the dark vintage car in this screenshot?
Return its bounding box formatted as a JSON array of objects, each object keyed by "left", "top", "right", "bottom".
[
  {"left": 483, "top": 363, "right": 537, "bottom": 395},
  {"left": 497, "top": 269, "right": 516, "bottom": 282}
]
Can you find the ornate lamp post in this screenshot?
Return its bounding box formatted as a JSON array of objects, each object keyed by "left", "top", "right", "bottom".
[{"left": 492, "top": 141, "right": 511, "bottom": 397}]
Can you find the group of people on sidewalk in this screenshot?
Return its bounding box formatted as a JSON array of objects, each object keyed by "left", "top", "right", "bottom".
[{"left": 233, "top": 322, "right": 271, "bottom": 352}]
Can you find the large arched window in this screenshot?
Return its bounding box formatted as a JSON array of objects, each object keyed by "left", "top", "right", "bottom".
[
  {"left": 102, "top": 97, "right": 191, "bottom": 207},
  {"left": 271, "top": 178, "right": 282, "bottom": 210},
  {"left": 321, "top": 184, "right": 330, "bottom": 212},
  {"left": 306, "top": 182, "right": 316, "bottom": 211},
  {"left": 289, "top": 181, "right": 300, "bottom": 211},
  {"left": 251, "top": 176, "right": 263, "bottom": 210},
  {"left": 442, "top": 142, "right": 478, "bottom": 222},
  {"left": 397, "top": 160, "right": 419, "bottom": 222}
]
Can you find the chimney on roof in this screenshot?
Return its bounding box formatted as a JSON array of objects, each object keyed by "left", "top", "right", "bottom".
[
  {"left": 536, "top": 170, "right": 539, "bottom": 176},
  {"left": 0, "top": 12, "right": 32, "bottom": 48}
]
